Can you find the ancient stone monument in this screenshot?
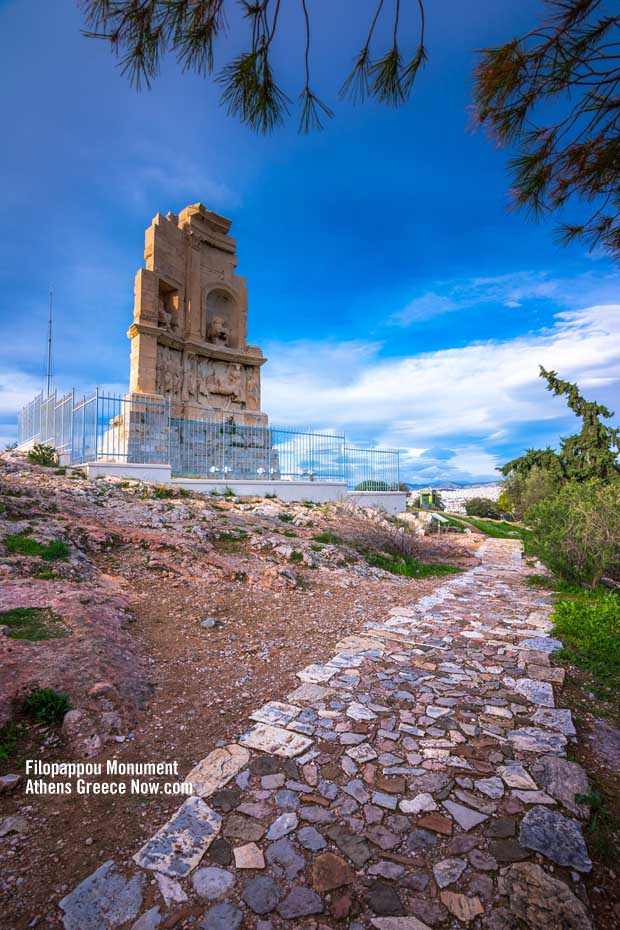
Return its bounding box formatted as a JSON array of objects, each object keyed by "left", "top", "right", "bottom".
[{"left": 127, "top": 203, "right": 268, "bottom": 427}]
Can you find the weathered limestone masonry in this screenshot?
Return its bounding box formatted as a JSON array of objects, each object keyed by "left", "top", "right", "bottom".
[
  {"left": 112, "top": 204, "right": 276, "bottom": 473},
  {"left": 60, "top": 539, "right": 594, "bottom": 930},
  {"left": 128, "top": 203, "right": 268, "bottom": 427}
]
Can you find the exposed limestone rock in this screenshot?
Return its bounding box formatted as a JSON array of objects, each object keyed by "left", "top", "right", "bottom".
[{"left": 500, "top": 862, "right": 592, "bottom": 930}]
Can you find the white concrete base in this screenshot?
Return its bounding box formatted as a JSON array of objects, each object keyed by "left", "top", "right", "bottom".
[
  {"left": 82, "top": 462, "right": 406, "bottom": 511},
  {"left": 170, "top": 477, "right": 348, "bottom": 503},
  {"left": 347, "top": 491, "right": 408, "bottom": 514},
  {"left": 85, "top": 462, "right": 173, "bottom": 482}
]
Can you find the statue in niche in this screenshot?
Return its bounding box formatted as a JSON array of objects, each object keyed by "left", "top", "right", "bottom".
[
  {"left": 246, "top": 366, "right": 260, "bottom": 410},
  {"left": 158, "top": 289, "right": 180, "bottom": 334},
  {"left": 157, "top": 294, "right": 172, "bottom": 332},
  {"left": 206, "top": 315, "right": 231, "bottom": 346},
  {"left": 181, "top": 353, "right": 198, "bottom": 403}
]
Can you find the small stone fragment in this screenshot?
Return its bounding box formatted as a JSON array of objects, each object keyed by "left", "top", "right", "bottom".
[
  {"left": 312, "top": 852, "right": 354, "bottom": 891},
  {"left": 367, "top": 880, "right": 404, "bottom": 916},
  {"left": 297, "top": 825, "right": 326, "bottom": 851},
  {"left": 433, "top": 858, "right": 467, "bottom": 888},
  {"left": 440, "top": 891, "right": 484, "bottom": 924},
  {"left": 266, "top": 812, "right": 298, "bottom": 840},
  {"left": 199, "top": 902, "right": 243, "bottom": 930},
  {"left": 234, "top": 842, "right": 265, "bottom": 869},
  {"left": 278, "top": 885, "right": 324, "bottom": 919},
  {"left": 442, "top": 801, "right": 488, "bottom": 831},
  {"left": 191, "top": 866, "right": 235, "bottom": 900},
  {"left": 399, "top": 793, "right": 437, "bottom": 815},
  {"left": 241, "top": 876, "right": 281, "bottom": 915}
]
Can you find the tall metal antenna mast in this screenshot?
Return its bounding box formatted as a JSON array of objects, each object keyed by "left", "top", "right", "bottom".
[{"left": 46, "top": 290, "right": 53, "bottom": 397}]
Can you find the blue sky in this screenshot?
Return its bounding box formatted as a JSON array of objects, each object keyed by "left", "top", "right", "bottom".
[{"left": 1, "top": 0, "right": 618, "bottom": 482}]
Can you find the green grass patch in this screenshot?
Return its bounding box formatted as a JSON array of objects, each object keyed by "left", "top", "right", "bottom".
[
  {"left": 312, "top": 531, "right": 341, "bottom": 545},
  {"left": 577, "top": 789, "right": 619, "bottom": 863},
  {"left": 278, "top": 513, "right": 294, "bottom": 523},
  {"left": 461, "top": 516, "right": 528, "bottom": 539},
  {"left": 367, "top": 552, "right": 463, "bottom": 579},
  {"left": 526, "top": 573, "right": 556, "bottom": 588},
  {"left": 551, "top": 587, "right": 620, "bottom": 703},
  {"left": 33, "top": 569, "right": 58, "bottom": 580},
  {"left": 289, "top": 550, "right": 304, "bottom": 563},
  {"left": 0, "top": 607, "right": 69, "bottom": 641},
  {"left": 0, "top": 721, "right": 23, "bottom": 760},
  {"left": 4, "top": 535, "right": 70, "bottom": 561},
  {"left": 23, "top": 687, "right": 71, "bottom": 724},
  {"left": 282, "top": 529, "right": 298, "bottom": 538},
  {"left": 150, "top": 486, "right": 175, "bottom": 499}
]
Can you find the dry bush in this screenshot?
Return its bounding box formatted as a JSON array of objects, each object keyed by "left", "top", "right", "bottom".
[{"left": 333, "top": 506, "right": 423, "bottom": 561}]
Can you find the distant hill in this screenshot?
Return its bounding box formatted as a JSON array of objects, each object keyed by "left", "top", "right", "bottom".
[{"left": 403, "top": 480, "right": 501, "bottom": 491}]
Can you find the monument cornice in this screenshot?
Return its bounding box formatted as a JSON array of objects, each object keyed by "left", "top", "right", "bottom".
[{"left": 127, "top": 322, "right": 267, "bottom": 367}]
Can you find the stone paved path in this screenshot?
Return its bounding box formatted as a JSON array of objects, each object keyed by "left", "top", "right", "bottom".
[{"left": 60, "top": 539, "right": 594, "bottom": 930}]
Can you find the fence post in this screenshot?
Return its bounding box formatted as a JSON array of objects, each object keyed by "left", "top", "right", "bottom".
[
  {"left": 167, "top": 397, "right": 171, "bottom": 468},
  {"left": 95, "top": 387, "right": 100, "bottom": 461},
  {"left": 81, "top": 396, "right": 86, "bottom": 464}
]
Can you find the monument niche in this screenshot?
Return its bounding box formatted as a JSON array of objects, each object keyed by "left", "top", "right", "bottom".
[{"left": 109, "top": 204, "right": 277, "bottom": 476}]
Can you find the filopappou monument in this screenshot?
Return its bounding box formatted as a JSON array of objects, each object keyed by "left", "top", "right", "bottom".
[{"left": 128, "top": 203, "right": 268, "bottom": 427}]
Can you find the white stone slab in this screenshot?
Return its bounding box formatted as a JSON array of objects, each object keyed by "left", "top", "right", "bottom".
[
  {"left": 185, "top": 745, "right": 250, "bottom": 798},
  {"left": 346, "top": 701, "right": 377, "bottom": 722},
  {"left": 296, "top": 664, "right": 338, "bottom": 683},
  {"left": 134, "top": 798, "right": 221, "bottom": 877},
  {"left": 498, "top": 763, "right": 538, "bottom": 790},
  {"left": 287, "top": 682, "right": 331, "bottom": 703},
  {"left": 239, "top": 723, "right": 313, "bottom": 758},
  {"left": 250, "top": 701, "right": 301, "bottom": 728},
  {"left": 345, "top": 743, "right": 378, "bottom": 763}
]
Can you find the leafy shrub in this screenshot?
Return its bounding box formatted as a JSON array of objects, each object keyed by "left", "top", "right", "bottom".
[
  {"left": 289, "top": 550, "right": 304, "bottom": 563},
  {"left": 4, "top": 535, "right": 70, "bottom": 561},
  {"left": 27, "top": 443, "right": 57, "bottom": 467},
  {"left": 465, "top": 497, "right": 501, "bottom": 519},
  {"left": 23, "top": 687, "right": 71, "bottom": 724},
  {"left": 278, "top": 512, "right": 294, "bottom": 523},
  {"left": 527, "top": 480, "right": 620, "bottom": 586},
  {"left": 355, "top": 480, "right": 390, "bottom": 491},
  {"left": 502, "top": 464, "right": 559, "bottom": 520},
  {"left": 4, "top": 441, "right": 18, "bottom": 451}
]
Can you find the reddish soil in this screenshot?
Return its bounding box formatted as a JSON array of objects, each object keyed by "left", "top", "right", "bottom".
[{"left": 0, "top": 454, "right": 479, "bottom": 930}]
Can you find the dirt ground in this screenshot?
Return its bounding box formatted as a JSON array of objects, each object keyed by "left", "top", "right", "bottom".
[
  {"left": 3, "top": 456, "right": 618, "bottom": 930},
  {"left": 0, "top": 455, "right": 479, "bottom": 930}
]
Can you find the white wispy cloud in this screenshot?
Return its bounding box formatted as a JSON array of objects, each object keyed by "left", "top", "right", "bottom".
[
  {"left": 263, "top": 304, "right": 620, "bottom": 481},
  {"left": 391, "top": 268, "right": 620, "bottom": 325}
]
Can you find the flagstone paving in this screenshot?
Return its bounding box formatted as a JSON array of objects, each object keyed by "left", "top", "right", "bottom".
[{"left": 59, "top": 538, "right": 594, "bottom": 930}]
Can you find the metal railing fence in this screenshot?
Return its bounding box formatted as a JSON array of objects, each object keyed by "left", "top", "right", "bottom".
[
  {"left": 17, "top": 390, "right": 400, "bottom": 489},
  {"left": 18, "top": 389, "right": 75, "bottom": 452}
]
